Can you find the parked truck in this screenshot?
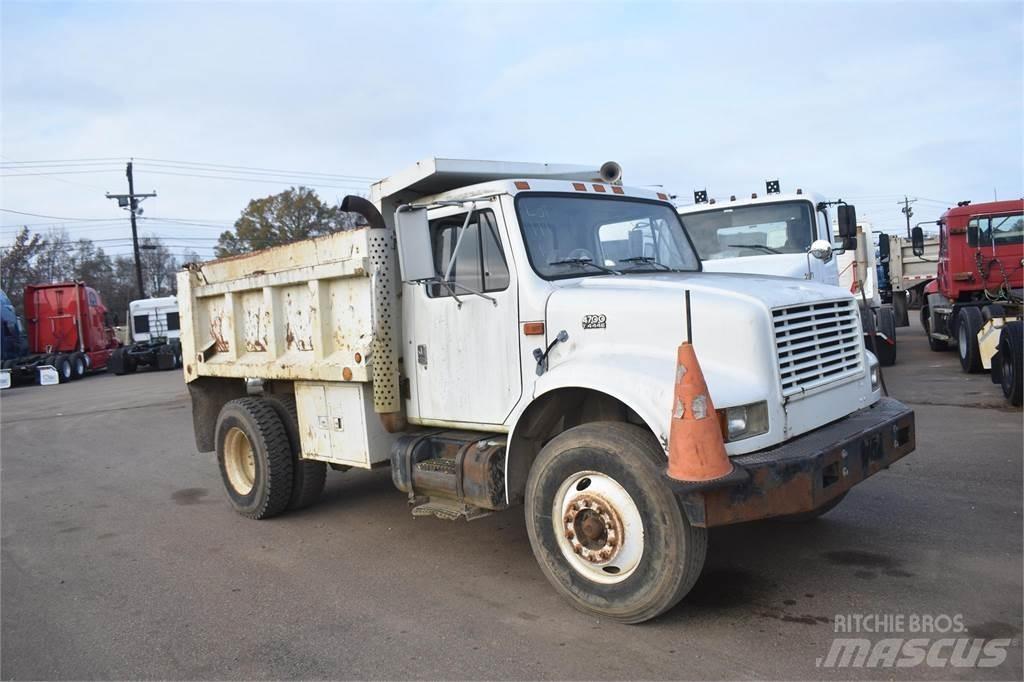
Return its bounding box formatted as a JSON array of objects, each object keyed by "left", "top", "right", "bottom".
[
  {"left": 877, "top": 231, "right": 939, "bottom": 324},
  {"left": 920, "top": 199, "right": 1023, "bottom": 405},
  {"left": 180, "top": 158, "right": 915, "bottom": 623},
  {"left": 676, "top": 185, "right": 899, "bottom": 365},
  {"left": 0, "top": 282, "right": 120, "bottom": 386},
  {"left": 109, "top": 296, "right": 183, "bottom": 374}
]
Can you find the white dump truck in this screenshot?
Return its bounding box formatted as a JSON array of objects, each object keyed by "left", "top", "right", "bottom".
[
  {"left": 109, "top": 296, "right": 182, "bottom": 374},
  {"left": 179, "top": 159, "right": 915, "bottom": 623},
  {"left": 676, "top": 185, "right": 899, "bottom": 365}
]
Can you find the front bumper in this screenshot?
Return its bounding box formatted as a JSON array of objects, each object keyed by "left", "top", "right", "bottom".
[{"left": 675, "top": 397, "right": 915, "bottom": 527}]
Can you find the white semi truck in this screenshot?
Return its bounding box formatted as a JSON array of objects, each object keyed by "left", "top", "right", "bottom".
[
  {"left": 676, "top": 186, "right": 899, "bottom": 365},
  {"left": 109, "top": 296, "right": 182, "bottom": 374},
  {"left": 179, "top": 159, "right": 915, "bottom": 623}
]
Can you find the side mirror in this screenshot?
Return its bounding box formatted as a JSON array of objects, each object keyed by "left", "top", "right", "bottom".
[
  {"left": 911, "top": 227, "right": 925, "bottom": 257},
  {"left": 878, "top": 233, "right": 890, "bottom": 262},
  {"left": 837, "top": 204, "right": 858, "bottom": 250},
  {"left": 394, "top": 207, "right": 436, "bottom": 283},
  {"left": 808, "top": 239, "right": 833, "bottom": 263},
  {"left": 966, "top": 219, "right": 979, "bottom": 248}
]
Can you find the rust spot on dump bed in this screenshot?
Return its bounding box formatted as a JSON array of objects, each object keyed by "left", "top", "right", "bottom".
[{"left": 210, "top": 316, "right": 229, "bottom": 352}]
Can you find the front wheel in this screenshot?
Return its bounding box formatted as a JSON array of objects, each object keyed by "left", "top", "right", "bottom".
[
  {"left": 957, "top": 306, "right": 984, "bottom": 373},
  {"left": 525, "top": 422, "right": 707, "bottom": 624}
]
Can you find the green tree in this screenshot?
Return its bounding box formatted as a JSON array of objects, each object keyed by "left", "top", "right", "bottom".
[
  {"left": 0, "top": 227, "right": 47, "bottom": 302},
  {"left": 216, "top": 186, "right": 363, "bottom": 257}
]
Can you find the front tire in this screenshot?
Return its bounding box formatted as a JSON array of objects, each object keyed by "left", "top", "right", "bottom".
[
  {"left": 215, "top": 398, "right": 294, "bottom": 519},
  {"left": 957, "top": 306, "right": 984, "bottom": 373},
  {"left": 525, "top": 422, "right": 707, "bottom": 624}
]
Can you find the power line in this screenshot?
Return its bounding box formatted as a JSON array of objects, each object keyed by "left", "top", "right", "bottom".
[
  {"left": 133, "top": 157, "right": 375, "bottom": 181},
  {"left": 0, "top": 208, "right": 119, "bottom": 221},
  {"left": 131, "top": 167, "right": 366, "bottom": 190}
]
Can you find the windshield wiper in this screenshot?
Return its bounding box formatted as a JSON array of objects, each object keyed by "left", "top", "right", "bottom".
[
  {"left": 725, "top": 244, "right": 782, "bottom": 254},
  {"left": 618, "top": 256, "right": 672, "bottom": 271},
  {"left": 548, "top": 257, "right": 622, "bottom": 275}
]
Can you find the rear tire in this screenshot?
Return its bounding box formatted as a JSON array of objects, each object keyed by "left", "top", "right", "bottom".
[
  {"left": 957, "top": 306, "right": 984, "bottom": 373},
  {"left": 265, "top": 393, "right": 326, "bottom": 510},
  {"left": 525, "top": 422, "right": 707, "bottom": 624},
  {"left": 998, "top": 322, "right": 1023, "bottom": 406},
  {"left": 70, "top": 352, "right": 86, "bottom": 380},
  {"left": 55, "top": 354, "right": 73, "bottom": 383},
  {"left": 874, "top": 307, "right": 897, "bottom": 366},
  {"left": 215, "top": 397, "right": 294, "bottom": 519}
]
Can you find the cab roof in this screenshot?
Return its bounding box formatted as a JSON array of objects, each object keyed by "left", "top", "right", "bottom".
[{"left": 676, "top": 190, "right": 828, "bottom": 214}]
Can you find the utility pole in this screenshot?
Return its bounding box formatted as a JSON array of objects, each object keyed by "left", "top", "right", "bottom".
[
  {"left": 898, "top": 196, "right": 917, "bottom": 239},
  {"left": 106, "top": 161, "right": 156, "bottom": 298}
]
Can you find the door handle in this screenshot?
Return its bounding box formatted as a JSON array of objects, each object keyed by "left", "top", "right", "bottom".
[{"left": 417, "top": 344, "right": 428, "bottom": 367}]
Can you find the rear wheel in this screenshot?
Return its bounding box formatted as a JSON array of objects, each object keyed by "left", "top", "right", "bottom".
[
  {"left": 265, "top": 393, "right": 326, "bottom": 510},
  {"left": 70, "top": 352, "right": 86, "bottom": 379},
  {"left": 215, "top": 398, "right": 294, "bottom": 519},
  {"left": 874, "top": 307, "right": 897, "bottom": 366},
  {"left": 957, "top": 306, "right": 984, "bottom": 373},
  {"left": 55, "top": 354, "right": 73, "bottom": 383},
  {"left": 998, "top": 322, "right": 1023, "bottom": 406},
  {"left": 525, "top": 422, "right": 707, "bottom": 624}
]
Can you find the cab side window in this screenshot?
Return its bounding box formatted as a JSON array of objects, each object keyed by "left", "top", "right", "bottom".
[{"left": 428, "top": 210, "right": 510, "bottom": 298}]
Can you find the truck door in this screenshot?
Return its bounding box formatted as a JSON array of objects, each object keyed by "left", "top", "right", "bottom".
[
  {"left": 409, "top": 204, "right": 522, "bottom": 425},
  {"left": 814, "top": 206, "right": 839, "bottom": 285}
]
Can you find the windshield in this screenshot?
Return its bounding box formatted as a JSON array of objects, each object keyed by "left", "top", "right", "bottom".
[
  {"left": 678, "top": 200, "right": 816, "bottom": 260},
  {"left": 516, "top": 194, "right": 700, "bottom": 279}
]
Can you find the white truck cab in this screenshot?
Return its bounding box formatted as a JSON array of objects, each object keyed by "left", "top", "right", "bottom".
[
  {"left": 677, "top": 185, "right": 898, "bottom": 365},
  {"left": 180, "top": 159, "right": 915, "bottom": 623}
]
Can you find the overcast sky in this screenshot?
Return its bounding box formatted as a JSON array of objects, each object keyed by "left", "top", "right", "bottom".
[{"left": 2, "top": 1, "right": 1021, "bottom": 258}]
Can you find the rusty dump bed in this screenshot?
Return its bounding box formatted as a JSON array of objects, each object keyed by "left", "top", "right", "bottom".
[
  {"left": 176, "top": 228, "right": 401, "bottom": 415},
  {"left": 677, "top": 398, "right": 915, "bottom": 527}
]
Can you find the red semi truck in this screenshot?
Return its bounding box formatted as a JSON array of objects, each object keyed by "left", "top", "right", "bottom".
[
  {"left": 920, "top": 199, "right": 1023, "bottom": 404},
  {"left": 1, "top": 282, "right": 120, "bottom": 385}
]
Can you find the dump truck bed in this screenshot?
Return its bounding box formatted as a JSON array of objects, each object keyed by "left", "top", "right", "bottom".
[{"left": 177, "top": 228, "right": 401, "bottom": 413}]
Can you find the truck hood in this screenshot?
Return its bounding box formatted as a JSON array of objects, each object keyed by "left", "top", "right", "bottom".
[
  {"left": 556, "top": 270, "right": 854, "bottom": 309},
  {"left": 542, "top": 272, "right": 871, "bottom": 453},
  {"left": 701, "top": 254, "right": 812, "bottom": 281}
]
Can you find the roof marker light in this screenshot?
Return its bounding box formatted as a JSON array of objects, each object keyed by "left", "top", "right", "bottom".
[
  {"left": 730, "top": 195, "right": 737, "bottom": 201},
  {"left": 514, "top": 181, "right": 530, "bottom": 190},
  {"left": 796, "top": 188, "right": 803, "bottom": 195},
  {"left": 611, "top": 186, "right": 624, "bottom": 194},
  {"left": 572, "top": 182, "right": 587, "bottom": 191},
  {"left": 751, "top": 193, "right": 758, "bottom": 199},
  {"left": 709, "top": 198, "right": 716, "bottom": 205},
  {"left": 657, "top": 192, "right": 669, "bottom": 201},
  {"left": 593, "top": 184, "right": 606, "bottom": 193}
]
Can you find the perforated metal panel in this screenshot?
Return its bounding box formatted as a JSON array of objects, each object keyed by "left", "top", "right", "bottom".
[{"left": 368, "top": 229, "right": 401, "bottom": 413}]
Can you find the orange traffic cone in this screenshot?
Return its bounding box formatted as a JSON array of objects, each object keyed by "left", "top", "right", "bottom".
[{"left": 666, "top": 341, "right": 742, "bottom": 488}]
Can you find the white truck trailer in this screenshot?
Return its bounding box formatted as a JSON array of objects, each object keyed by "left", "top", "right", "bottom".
[
  {"left": 877, "top": 231, "right": 939, "bottom": 323},
  {"left": 179, "top": 158, "right": 915, "bottom": 623},
  {"left": 676, "top": 185, "right": 899, "bottom": 365}
]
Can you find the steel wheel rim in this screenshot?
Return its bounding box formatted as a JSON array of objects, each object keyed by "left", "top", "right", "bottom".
[
  {"left": 224, "top": 427, "right": 257, "bottom": 495},
  {"left": 552, "top": 470, "right": 644, "bottom": 584}
]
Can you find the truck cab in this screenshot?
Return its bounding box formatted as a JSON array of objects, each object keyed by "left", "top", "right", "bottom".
[
  {"left": 677, "top": 186, "right": 897, "bottom": 365},
  {"left": 180, "top": 158, "right": 915, "bottom": 623},
  {"left": 922, "top": 199, "right": 1023, "bottom": 402},
  {"left": 108, "top": 296, "right": 183, "bottom": 375}
]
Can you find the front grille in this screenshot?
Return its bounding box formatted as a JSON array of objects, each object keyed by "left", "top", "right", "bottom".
[{"left": 773, "top": 299, "right": 863, "bottom": 397}]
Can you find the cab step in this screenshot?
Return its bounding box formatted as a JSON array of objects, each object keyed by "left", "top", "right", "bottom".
[{"left": 410, "top": 498, "right": 491, "bottom": 521}]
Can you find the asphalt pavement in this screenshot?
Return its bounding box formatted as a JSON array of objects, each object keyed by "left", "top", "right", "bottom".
[{"left": 2, "top": 317, "right": 1021, "bottom": 680}]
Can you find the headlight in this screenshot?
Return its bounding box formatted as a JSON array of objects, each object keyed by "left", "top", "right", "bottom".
[{"left": 716, "top": 401, "right": 769, "bottom": 442}]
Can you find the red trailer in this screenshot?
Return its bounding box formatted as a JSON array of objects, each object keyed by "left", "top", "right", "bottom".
[{"left": 5, "top": 282, "right": 120, "bottom": 384}]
